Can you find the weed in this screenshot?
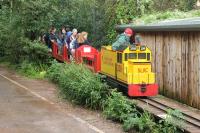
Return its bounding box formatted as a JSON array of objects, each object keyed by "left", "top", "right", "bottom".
[
  {"left": 123, "top": 111, "right": 157, "bottom": 133},
  {"left": 103, "top": 90, "right": 138, "bottom": 122}
]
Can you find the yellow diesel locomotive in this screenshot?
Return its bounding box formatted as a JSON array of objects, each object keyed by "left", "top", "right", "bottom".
[{"left": 100, "top": 45, "right": 158, "bottom": 96}]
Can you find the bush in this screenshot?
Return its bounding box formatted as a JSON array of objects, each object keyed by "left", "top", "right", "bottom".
[
  {"left": 123, "top": 109, "right": 184, "bottom": 133},
  {"left": 46, "top": 60, "right": 64, "bottom": 83},
  {"left": 46, "top": 62, "right": 110, "bottom": 109},
  {"left": 158, "top": 109, "right": 184, "bottom": 133},
  {"left": 21, "top": 39, "right": 52, "bottom": 66},
  {"left": 103, "top": 90, "right": 138, "bottom": 122}
]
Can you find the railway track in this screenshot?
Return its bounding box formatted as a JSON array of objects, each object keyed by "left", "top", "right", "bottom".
[{"left": 136, "top": 97, "right": 200, "bottom": 133}]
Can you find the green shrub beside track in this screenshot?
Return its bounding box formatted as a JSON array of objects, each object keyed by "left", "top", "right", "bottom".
[
  {"left": 47, "top": 62, "right": 109, "bottom": 109},
  {"left": 46, "top": 61, "right": 184, "bottom": 133}
]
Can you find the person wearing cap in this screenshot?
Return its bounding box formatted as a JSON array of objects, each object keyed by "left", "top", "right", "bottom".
[{"left": 112, "top": 28, "right": 134, "bottom": 51}]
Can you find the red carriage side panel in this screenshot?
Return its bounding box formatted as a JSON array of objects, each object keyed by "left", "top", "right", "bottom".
[
  {"left": 52, "top": 42, "right": 69, "bottom": 62},
  {"left": 75, "top": 45, "right": 101, "bottom": 73}
]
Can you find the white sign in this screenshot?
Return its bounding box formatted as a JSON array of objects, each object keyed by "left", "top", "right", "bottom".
[{"left": 84, "top": 47, "right": 91, "bottom": 53}]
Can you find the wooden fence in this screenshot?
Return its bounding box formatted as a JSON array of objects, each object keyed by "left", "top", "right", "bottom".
[{"left": 140, "top": 32, "right": 200, "bottom": 109}]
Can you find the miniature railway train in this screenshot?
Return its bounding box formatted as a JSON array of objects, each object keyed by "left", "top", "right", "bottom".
[{"left": 51, "top": 42, "right": 158, "bottom": 97}]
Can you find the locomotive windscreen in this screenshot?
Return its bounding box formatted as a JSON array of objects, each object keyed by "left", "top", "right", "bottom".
[
  {"left": 138, "top": 53, "right": 146, "bottom": 59},
  {"left": 129, "top": 53, "right": 137, "bottom": 59}
]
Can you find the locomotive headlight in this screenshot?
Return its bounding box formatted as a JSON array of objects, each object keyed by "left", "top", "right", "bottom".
[
  {"left": 130, "top": 45, "right": 137, "bottom": 51},
  {"left": 140, "top": 46, "right": 146, "bottom": 51}
]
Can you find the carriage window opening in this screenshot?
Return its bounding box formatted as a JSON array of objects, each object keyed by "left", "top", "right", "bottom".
[
  {"left": 89, "top": 60, "right": 93, "bottom": 66},
  {"left": 138, "top": 53, "right": 146, "bottom": 59},
  {"left": 125, "top": 53, "right": 128, "bottom": 61},
  {"left": 129, "top": 53, "right": 137, "bottom": 59},
  {"left": 147, "top": 53, "right": 150, "bottom": 61},
  {"left": 83, "top": 57, "right": 87, "bottom": 63},
  {"left": 117, "top": 53, "right": 122, "bottom": 63}
]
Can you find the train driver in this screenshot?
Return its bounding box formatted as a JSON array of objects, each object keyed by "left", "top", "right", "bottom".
[{"left": 112, "top": 28, "right": 134, "bottom": 51}]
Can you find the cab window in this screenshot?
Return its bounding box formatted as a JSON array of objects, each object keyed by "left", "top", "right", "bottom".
[
  {"left": 117, "top": 53, "right": 122, "bottom": 63},
  {"left": 138, "top": 53, "right": 146, "bottom": 59},
  {"left": 147, "top": 53, "right": 150, "bottom": 61},
  {"left": 129, "top": 53, "right": 137, "bottom": 59},
  {"left": 125, "top": 53, "right": 128, "bottom": 61}
]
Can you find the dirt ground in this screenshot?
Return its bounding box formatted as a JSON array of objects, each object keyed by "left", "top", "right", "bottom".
[{"left": 0, "top": 66, "right": 124, "bottom": 133}]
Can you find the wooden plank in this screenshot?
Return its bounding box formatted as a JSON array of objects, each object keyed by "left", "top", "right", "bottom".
[
  {"left": 197, "top": 32, "right": 200, "bottom": 109},
  {"left": 181, "top": 32, "right": 188, "bottom": 104},
  {"left": 163, "top": 32, "right": 172, "bottom": 97},
  {"left": 188, "top": 32, "right": 195, "bottom": 107},
  {"left": 175, "top": 32, "right": 182, "bottom": 100},
  {"left": 142, "top": 32, "right": 156, "bottom": 72},
  {"left": 155, "top": 32, "right": 164, "bottom": 94},
  {"left": 193, "top": 32, "right": 200, "bottom": 108}
]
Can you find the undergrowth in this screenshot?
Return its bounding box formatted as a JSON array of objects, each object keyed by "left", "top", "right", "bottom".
[
  {"left": 46, "top": 61, "right": 185, "bottom": 133},
  {"left": 46, "top": 62, "right": 110, "bottom": 110},
  {"left": 0, "top": 40, "right": 51, "bottom": 79}
]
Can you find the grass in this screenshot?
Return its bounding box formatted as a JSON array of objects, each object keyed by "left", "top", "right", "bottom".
[
  {"left": 0, "top": 58, "right": 47, "bottom": 79},
  {"left": 17, "top": 60, "right": 47, "bottom": 79}
]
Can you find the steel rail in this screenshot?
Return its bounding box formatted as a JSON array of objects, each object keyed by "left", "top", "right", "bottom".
[{"left": 137, "top": 98, "right": 200, "bottom": 132}]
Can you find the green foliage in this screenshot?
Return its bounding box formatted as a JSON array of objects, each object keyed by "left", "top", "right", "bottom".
[
  {"left": 158, "top": 109, "right": 184, "bottom": 133},
  {"left": 21, "top": 39, "right": 52, "bottom": 66},
  {"left": 103, "top": 90, "right": 138, "bottom": 122},
  {"left": 17, "top": 60, "right": 47, "bottom": 79},
  {"left": 1, "top": 0, "right": 198, "bottom": 48},
  {"left": 123, "top": 109, "right": 184, "bottom": 133},
  {"left": 135, "top": 10, "right": 200, "bottom": 25},
  {"left": 46, "top": 60, "right": 63, "bottom": 83},
  {"left": 123, "top": 111, "right": 157, "bottom": 132},
  {"left": 46, "top": 62, "right": 110, "bottom": 109}
]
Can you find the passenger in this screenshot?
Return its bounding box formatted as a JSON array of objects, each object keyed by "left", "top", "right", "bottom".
[
  {"left": 69, "top": 29, "right": 78, "bottom": 49},
  {"left": 65, "top": 26, "right": 72, "bottom": 39},
  {"left": 57, "top": 31, "right": 64, "bottom": 54},
  {"left": 43, "top": 27, "right": 53, "bottom": 49},
  {"left": 57, "top": 27, "right": 68, "bottom": 54},
  {"left": 77, "top": 32, "right": 89, "bottom": 47},
  {"left": 61, "top": 27, "right": 67, "bottom": 45},
  {"left": 65, "top": 26, "right": 72, "bottom": 59},
  {"left": 112, "top": 28, "right": 134, "bottom": 51},
  {"left": 69, "top": 29, "right": 78, "bottom": 60},
  {"left": 49, "top": 27, "right": 57, "bottom": 52}
]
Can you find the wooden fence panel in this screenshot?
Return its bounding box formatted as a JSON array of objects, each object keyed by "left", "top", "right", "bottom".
[
  {"left": 141, "top": 31, "right": 200, "bottom": 109},
  {"left": 140, "top": 33, "right": 156, "bottom": 72},
  {"left": 155, "top": 33, "right": 164, "bottom": 93},
  {"left": 181, "top": 32, "right": 189, "bottom": 104}
]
